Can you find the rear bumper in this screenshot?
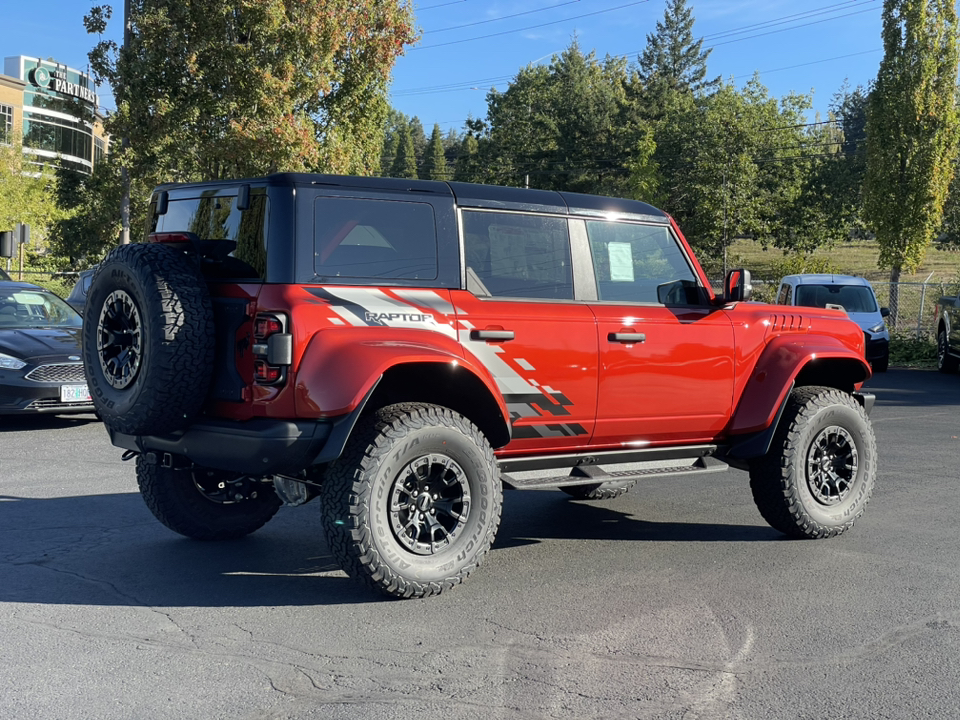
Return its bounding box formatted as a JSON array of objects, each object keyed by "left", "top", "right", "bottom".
[{"left": 108, "top": 417, "right": 334, "bottom": 474}]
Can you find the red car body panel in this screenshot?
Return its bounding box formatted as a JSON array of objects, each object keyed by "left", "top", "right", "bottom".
[
  {"left": 589, "top": 305, "right": 736, "bottom": 447},
  {"left": 451, "top": 290, "right": 600, "bottom": 456}
]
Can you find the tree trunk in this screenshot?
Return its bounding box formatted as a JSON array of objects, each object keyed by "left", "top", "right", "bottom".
[{"left": 888, "top": 264, "right": 902, "bottom": 332}]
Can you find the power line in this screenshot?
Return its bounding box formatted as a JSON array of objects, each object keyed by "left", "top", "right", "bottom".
[
  {"left": 412, "top": 0, "right": 652, "bottom": 50},
  {"left": 425, "top": 0, "right": 582, "bottom": 34},
  {"left": 700, "top": 0, "right": 879, "bottom": 42},
  {"left": 393, "top": 47, "right": 881, "bottom": 99},
  {"left": 731, "top": 48, "right": 881, "bottom": 83},
  {"left": 416, "top": 0, "right": 473, "bottom": 11},
  {"left": 710, "top": 7, "right": 878, "bottom": 49}
]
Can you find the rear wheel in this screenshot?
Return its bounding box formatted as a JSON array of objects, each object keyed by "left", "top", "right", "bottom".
[
  {"left": 321, "top": 403, "right": 502, "bottom": 599},
  {"left": 82, "top": 243, "right": 214, "bottom": 435},
  {"left": 749, "top": 386, "right": 876, "bottom": 539},
  {"left": 136, "top": 457, "right": 281, "bottom": 540}
]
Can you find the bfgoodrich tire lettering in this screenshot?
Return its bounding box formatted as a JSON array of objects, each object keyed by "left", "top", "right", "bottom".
[
  {"left": 82, "top": 243, "right": 214, "bottom": 435},
  {"left": 749, "top": 386, "right": 876, "bottom": 539},
  {"left": 136, "top": 457, "right": 282, "bottom": 540},
  {"left": 321, "top": 403, "right": 503, "bottom": 599}
]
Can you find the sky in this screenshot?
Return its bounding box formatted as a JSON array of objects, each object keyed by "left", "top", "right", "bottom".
[{"left": 4, "top": 0, "right": 885, "bottom": 134}]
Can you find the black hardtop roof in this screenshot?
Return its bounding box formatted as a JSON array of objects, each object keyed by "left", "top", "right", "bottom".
[{"left": 154, "top": 173, "right": 669, "bottom": 221}]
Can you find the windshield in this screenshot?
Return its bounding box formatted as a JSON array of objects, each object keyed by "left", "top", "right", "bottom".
[
  {"left": 795, "top": 284, "right": 878, "bottom": 313},
  {"left": 0, "top": 288, "right": 82, "bottom": 328}
]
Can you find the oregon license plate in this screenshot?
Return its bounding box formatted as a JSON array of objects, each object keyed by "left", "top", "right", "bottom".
[{"left": 60, "top": 384, "right": 91, "bottom": 403}]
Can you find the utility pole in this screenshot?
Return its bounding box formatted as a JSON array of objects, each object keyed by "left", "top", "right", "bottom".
[{"left": 120, "top": 0, "right": 132, "bottom": 244}]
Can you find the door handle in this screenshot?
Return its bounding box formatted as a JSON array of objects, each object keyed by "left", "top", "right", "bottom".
[
  {"left": 471, "top": 329, "right": 515, "bottom": 341},
  {"left": 608, "top": 332, "right": 646, "bottom": 343}
]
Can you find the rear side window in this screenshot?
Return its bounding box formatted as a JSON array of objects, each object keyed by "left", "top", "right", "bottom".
[
  {"left": 151, "top": 190, "right": 269, "bottom": 279},
  {"left": 314, "top": 197, "right": 438, "bottom": 280},
  {"left": 586, "top": 221, "right": 699, "bottom": 304},
  {"left": 777, "top": 284, "right": 793, "bottom": 305},
  {"left": 461, "top": 210, "right": 573, "bottom": 300}
]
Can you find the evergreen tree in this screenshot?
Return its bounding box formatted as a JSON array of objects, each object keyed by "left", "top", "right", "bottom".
[
  {"left": 409, "top": 117, "right": 428, "bottom": 172},
  {"left": 638, "top": 0, "right": 719, "bottom": 99},
  {"left": 421, "top": 124, "right": 448, "bottom": 180},
  {"left": 390, "top": 125, "right": 418, "bottom": 179},
  {"left": 454, "top": 132, "right": 480, "bottom": 182},
  {"left": 380, "top": 107, "right": 410, "bottom": 174},
  {"left": 864, "top": 0, "right": 959, "bottom": 317}
]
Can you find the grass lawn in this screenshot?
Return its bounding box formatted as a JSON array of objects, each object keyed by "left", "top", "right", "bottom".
[{"left": 724, "top": 238, "right": 960, "bottom": 285}]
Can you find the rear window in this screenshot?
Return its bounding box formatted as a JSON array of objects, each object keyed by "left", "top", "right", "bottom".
[
  {"left": 314, "top": 197, "right": 438, "bottom": 280},
  {"left": 150, "top": 190, "right": 269, "bottom": 279}
]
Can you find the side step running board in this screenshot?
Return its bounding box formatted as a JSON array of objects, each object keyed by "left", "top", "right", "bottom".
[{"left": 500, "top": 456, "right": 729, "bottom": 491}]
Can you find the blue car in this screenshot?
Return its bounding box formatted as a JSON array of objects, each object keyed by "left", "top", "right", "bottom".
[
  {"left": 776, "top": 274, "right": 890, "bottom": 372},
  {"left": 0, "top": 281, "right": 94, "bottom": 415}
]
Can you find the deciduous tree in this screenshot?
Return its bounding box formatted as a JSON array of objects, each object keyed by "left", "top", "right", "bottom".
[
  {"left": 864, "top": 0, "right": 959, "bottom": 309},
  {"left": 83, "top": 0, "right": 416, "bottom": 243}
]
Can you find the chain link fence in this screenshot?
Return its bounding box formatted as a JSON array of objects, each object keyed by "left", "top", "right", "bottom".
[{"left": 719, "top": 277, "right": 953, "bottom": 340}]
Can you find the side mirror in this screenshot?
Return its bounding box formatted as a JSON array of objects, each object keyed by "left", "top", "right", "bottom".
[
  {"left": 880, "top": 307, "right": 890, "bottom": 318},
  {"left": 724, "top": 268, "right": 752, "bottom": 303}
]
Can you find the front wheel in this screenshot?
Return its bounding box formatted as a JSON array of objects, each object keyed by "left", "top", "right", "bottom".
[
  {"left": 320, "top": 403, "right": 503, "bottom": 599},
  {"left": 749, "top": 386, "right": 876, "bottom": 539},
  {"left": 136, "top": 457, "right": 282, "bottom": 540}
]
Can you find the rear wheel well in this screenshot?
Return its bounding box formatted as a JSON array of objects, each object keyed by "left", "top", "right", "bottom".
[
  {"left": 794, "top": 357, "right": 868, "bottom": 394},
  {"left": 363, "top": 362, "right": 510, "bottom": 448}
]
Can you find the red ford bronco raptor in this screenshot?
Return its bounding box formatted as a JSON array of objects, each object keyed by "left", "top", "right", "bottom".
[{"left": 83, "top": 174, "right": 877, "bottom": 598}]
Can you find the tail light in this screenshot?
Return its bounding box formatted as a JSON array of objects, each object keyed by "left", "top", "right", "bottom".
[{"left": 252, "top": 313, "right": 292, "bottom": 385}]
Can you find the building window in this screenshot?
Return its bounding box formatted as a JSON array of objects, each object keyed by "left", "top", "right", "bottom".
[
  {"left": 0, "top": 104, "right": 12, "bottom": 144},
  {"left": 94, "top": 136, "right": 106, "bottom": 164}
]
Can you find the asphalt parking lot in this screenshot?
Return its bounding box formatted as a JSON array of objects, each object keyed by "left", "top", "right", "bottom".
[{"left": 1, "top": 368, "right": 959, "bottom": 719}]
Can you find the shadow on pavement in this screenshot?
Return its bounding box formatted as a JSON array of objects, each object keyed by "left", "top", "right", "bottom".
[
  {"left": 0, "top": 413, "right": 100, "bottom": 433},
  {"left": 0, "top": 485, "right": 778, "bottom": 608},
  {"left": 867, "top": 367, "right": 960, "bottom": 407}
]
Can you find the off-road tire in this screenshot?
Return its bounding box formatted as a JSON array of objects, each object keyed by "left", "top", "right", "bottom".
[
  {"left": 136, "top": 457, "right": 281, "bottom": 540},
  {"left": 938, "top": 328, "right": 959, "bottom": 374},
  {"left": 321, "top": 403, "right": 503, "bottom": 599},
  {"left": 560, "top": 480, "right": 637, "bottom": 500},
  {"left": 82, "top": 243, "right": 214, "bottom": 435},
  {"left": 749, "top": 386, "right": 876, "bottom": 539}
]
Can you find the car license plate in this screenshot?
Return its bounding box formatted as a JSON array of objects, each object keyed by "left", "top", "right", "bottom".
[{"left": 60, "top": 384, "right": 91, "bottom": 403}]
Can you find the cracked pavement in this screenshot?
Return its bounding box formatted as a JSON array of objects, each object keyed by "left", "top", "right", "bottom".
[{"left": 1, "top": 368, "right": 959, "bottom": 719}]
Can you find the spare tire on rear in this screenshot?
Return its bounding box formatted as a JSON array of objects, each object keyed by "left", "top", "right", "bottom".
[{"left": 82, "top": 243, "right": 214, "bottom": 435}]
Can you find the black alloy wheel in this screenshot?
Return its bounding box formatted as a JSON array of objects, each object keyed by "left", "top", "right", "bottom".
[
  {"left": 388, "top": 453, "right": 472, "bottom": 555},
  {"left": 97, "top": 289, "right": 143, "bottom": 390}
]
